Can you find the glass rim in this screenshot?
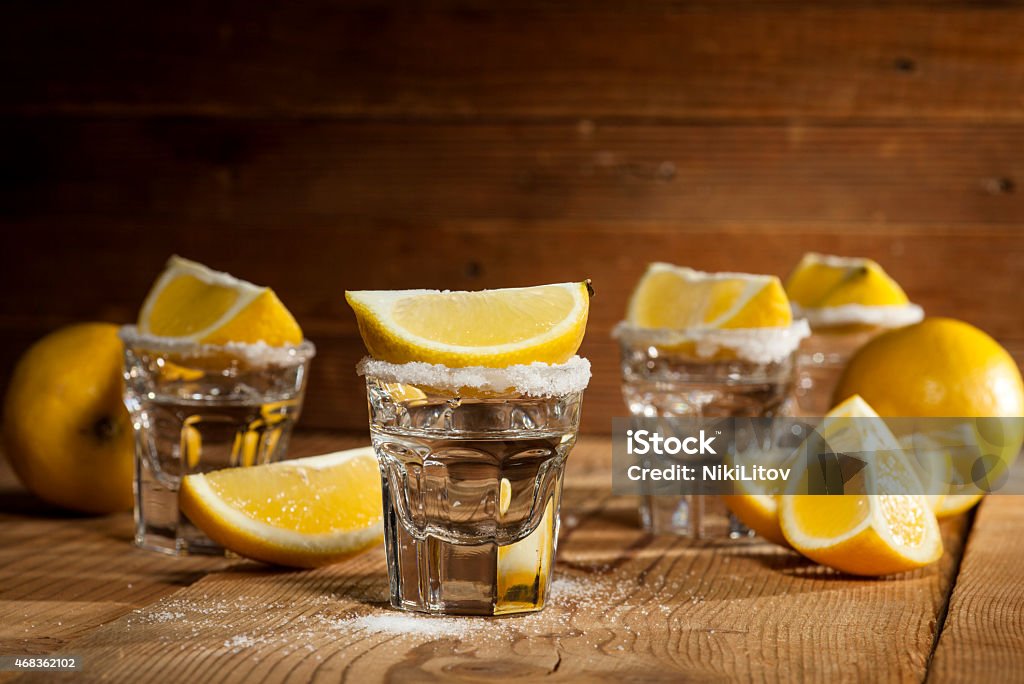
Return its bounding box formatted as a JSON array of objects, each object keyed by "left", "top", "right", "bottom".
[
  {"left": 792, "top": 302, "right": 924, "bottom": 329},
  {"left": 612, "top": 319, "right": 809, "bottom": 365},
  {"left": 357, "top": 355, "right": 591, "bottom": 397},
  {"left": 118, "top": 325, "right": 316, "bottom": 364}
]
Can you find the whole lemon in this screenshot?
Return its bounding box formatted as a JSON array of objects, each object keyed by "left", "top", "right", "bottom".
[
  {"left": 833, "top": 318, "right": 1024, "bottom": 518},
  {"left": 3, "top": 323, "right": 134, "bottom": 513},
  {"left": 834, "top": 317, "right": 1024, "bottom": 417}
]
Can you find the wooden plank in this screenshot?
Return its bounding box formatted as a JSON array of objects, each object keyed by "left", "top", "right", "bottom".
[
  {"left": 0, "top": 432, "right": 376, "bottom": 684},
  {"left": 4, "top": 2, "right": 1024, "bottom": 121},
  {"left": 926, "top": 495, "right": 1024, "bottom": 683},
  {"left": 10, "top": 435, "right": 972, "bottom": 683},
  {"left": 2, "top": 220, "right": 1022, "bottom": 432},
  {"left": 0, "top": 463, "right": 223, "bottom": 674},
  {"left": 4, "top": 119, "right": 1024, "bottom": 227}
]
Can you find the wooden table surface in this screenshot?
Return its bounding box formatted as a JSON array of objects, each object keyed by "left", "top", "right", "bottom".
[{"left": 1, "top": 433, "right": 1021, "bottom": 683}]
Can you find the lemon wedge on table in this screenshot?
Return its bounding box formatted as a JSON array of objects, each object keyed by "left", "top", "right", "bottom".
[
  {"left": 626, "top": 263, "right": 792, "bottom": 330},
  {"left": 180, "top": 447, "right": 384, "bottom": 568},
  {"left": 138, "top": 256, "right": 303, "bottom": 346},
  {"left": 785, "top": 253, "right": 911, "bottom": 309},
  {"left": 779, "top": 395, "right": 943, "bottom": 576},
  {"left": 722, "top": 489, "right": 789, "bottom": 548},
  {"left": 345, "top": 282, "right": 591, "bottom": 367},
  {"left": 721, "top": 430, "right": 796, "bottom": 547}
]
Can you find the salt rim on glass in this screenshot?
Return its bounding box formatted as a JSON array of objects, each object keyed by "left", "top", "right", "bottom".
[
  {"left": 356, "top": 356, "right": 591, "bottom": 397},
  {"left": 791, "top": 303, "right": 924, "bottom": 329},
  {"left": 612, "top": 320, "right": 810, "bottom": 366},
  {"left": 118, "top": 325, "right": 316, "bottom": 367}
]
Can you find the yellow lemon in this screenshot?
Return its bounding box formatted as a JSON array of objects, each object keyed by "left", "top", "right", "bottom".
[
  {"left": 627, "top": 263, "right": 792, "bottom": 330},
  {"left": 779, "top": 396, "right": 943, "bottom": 576},
  {"left": 180, "top": 447, "right": 383, "bottom": 568},
  {"left": 785, "top": 253, "right": 910, "bottom": 308},
  {"left": 3, "top": 323, "right": 134, "bottom": 514},
  {"left": 138, "top": 256, "right": 302, "bottom": 346},
  {"left": 721, "top": 423, "right": 795, "bottom": 547},
  {"left": 721, "top": 491, "right": 789, "bottom": 547},
  {"left": 834, "top": 318, "right": 1024, "bottom": 417},
  {"left": 833, "top": 318, "right": 1024, "bottom": 517},
  {"left": 345, "top": 282, "right": 591, "bottom": 367}
]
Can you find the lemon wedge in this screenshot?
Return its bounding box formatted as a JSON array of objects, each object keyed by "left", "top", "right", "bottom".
[
  {"left": 779, "top": 395, "right": 943, "bottom": 576},
  {"left": 721, "top": 429, "right": 795, "bottom": 547},
  {"left": 138, "top": 256, "right": 302, "bottom": 346},
  {"left": 627, "top": 263, "right": 792, "bottom": 330},
  {"left": 345, "top": 282, "right": 591, "bottom": 367},
  {"left": 722, "top": 492, "right": 788, "bottom": 547},
  {"left": 180, "top": 447, "right": 383, "bottom": 568},
  {"left": 899, "top": 417, "right": 1023, "bottom": 518},
  {"left": 785, "top": 253, "right": 910, "bottom": 309}
]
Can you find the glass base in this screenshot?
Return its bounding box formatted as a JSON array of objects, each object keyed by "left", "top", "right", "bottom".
[
  {"left": 640, "top": 495, "right": 754, "bottom": 540},
  {"left": 382, "top": 479, "right": 560, "bottom": 616},
  {"left": 134, "top": 450, "right": 225, "bottom": 556},
  {"left": 134, "top": 528, "right": 224, "bottom": 556}
]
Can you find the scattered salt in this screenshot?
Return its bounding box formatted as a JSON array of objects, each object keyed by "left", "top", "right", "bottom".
[{"left": 333, "top": 614, "right": 475, "bottom": 638}]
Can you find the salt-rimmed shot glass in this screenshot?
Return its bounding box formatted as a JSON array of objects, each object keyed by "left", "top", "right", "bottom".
[
  {"left": 793, "top": 304, "right": 923, "bottom": 415},
  {"left": 614, "top": 321, "right": 808, "bottom": 538},
  {"left": 119, "top": 326, "right": 315, "bottom": 555},
  {"left": 358, "top": 355, "right": 590, "bottom": 616}
]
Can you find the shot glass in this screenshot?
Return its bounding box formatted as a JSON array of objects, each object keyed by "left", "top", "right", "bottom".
[
  {"left": 120, "top": 326, "right": 315, "bottom": 555},
  {"left": 615, "top": 321, "right": 808, "bottom": 538},
  {"left": 358, "top": 356, "right": 590, "bottom": 616},
  {"left": 793, "top": 304, "right": 923, "bottom": 415}
]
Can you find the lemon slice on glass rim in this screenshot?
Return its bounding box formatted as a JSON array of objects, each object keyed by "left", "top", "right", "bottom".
[
  {"left": 784, "top": 253, "right": 923, "bottom": 329},
  {"left": 345, "top": 281, "right": 591, "bottom": 368},
  {"left": 618, "top": 263, "right": 809, "bottom": 364},
  {"left": 138, "top": 255, "right": 303, "bottom": 347}
]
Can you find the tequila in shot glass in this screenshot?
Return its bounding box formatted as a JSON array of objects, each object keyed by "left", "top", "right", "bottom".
[
  {"left": 360, "top": 357, "right": 590, "bottom": 615},
  {"left": 120, "top": 256, "right": 313, "bottom": 555},
  {"left": 122, "top": 329, "right": 314, "bottom": 555},
  {"left": 785, "top": 253, "right": 923, "bottom": 415},
  {"left": 346, "top": 281, "right": 592, "bottom": 615},
  {"left": 617, "top": 263, "right": 809, "bottom": 538}
]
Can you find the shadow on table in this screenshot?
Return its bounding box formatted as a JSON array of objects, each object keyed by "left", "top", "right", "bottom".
[
  {"left": 213, "top": 559, "right": 391, "bottom": 606},
  {"left": 735, "top": 546, "right": 934, "bottom": 583},
  {"left": 0, "top": 486, "right": 91, "bottom": 519}
]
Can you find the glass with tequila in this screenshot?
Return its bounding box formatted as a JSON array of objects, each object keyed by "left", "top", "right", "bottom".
[
  {"left": 121, "top": 328, "right": 314, "bottom": 555},
  {"left": 360, "top": 357, "right": 590, "bottom": 615},
  {"left": 616, "top": 322, "right": 808, "bottom": 538}
]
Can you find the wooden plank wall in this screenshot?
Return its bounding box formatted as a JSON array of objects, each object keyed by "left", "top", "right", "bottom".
[{"left": 2, "top": 1, "right": 1022, "bottom": 433}]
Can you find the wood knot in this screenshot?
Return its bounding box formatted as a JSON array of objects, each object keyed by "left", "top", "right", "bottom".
[
  {"left": 983, "top": 177, "right": 1015, "bottom": 195},
  {"left": 893, "top": 57, "right": 916, "bottom": 72}
]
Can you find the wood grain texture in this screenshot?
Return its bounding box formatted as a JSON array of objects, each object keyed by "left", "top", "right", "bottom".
[
  {"left": 0, "top": 463, "right": 223, "bottom": 679},
  {"left": 4, "top": 119, "right": 1024, "bottom": 226},
  {"left": 926, "top": 494, "right": 1024, "bottom": 683},
  {"left": 4, "top": 2, "right": 1024, "bottom": 121},
  {"left": 2, "top": 434, "right": 974, "bottom": 684}
]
